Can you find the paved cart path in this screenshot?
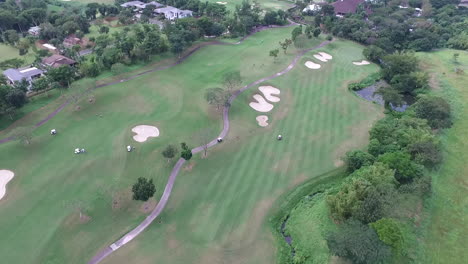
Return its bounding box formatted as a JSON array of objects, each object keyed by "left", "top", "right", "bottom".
[{"left": 88, "top": 38, "right": 331, "bottom": 263}]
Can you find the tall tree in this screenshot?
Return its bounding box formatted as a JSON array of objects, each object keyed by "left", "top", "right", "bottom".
[
  {"left": 162, "top": 144, "right": 178, "bottom": 162},
  {"left": 132, "top": 177, "right": 156, "bottom": 201}
]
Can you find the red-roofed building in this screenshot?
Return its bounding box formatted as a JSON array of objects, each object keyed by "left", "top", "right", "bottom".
[{"left": 332, "top": 0, "right": 370, "bottom": 16}]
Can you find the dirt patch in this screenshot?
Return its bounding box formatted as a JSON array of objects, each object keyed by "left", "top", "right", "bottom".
[
  {"left": 139, "top": 199, "right": 158, "bottom": 214},
  {"left": 183, "top": 161, "right": 196, "bottom": 172},
  {"left": 289, "top": 173, "right": 309, "bottom": 187},
  {"left": 112, "top": 189, "right": 133, "bottom": 211}
]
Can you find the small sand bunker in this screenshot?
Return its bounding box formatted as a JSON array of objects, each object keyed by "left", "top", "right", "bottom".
[
  {"left": 132, "top": 125, "right": 160, "bottom": 142},
  {"left": 353, "top": 60, "right": 371, "bottom": 66},
  {"left": 313, "top": 54, "right": 328, "bottom": 62},
  {"left": 305, "top": 61, "right": 321, "bottom": 69},
  {"left": 216, "top": 1, "right": 227, "bottom": 4},
  {"left": 256, "top": 115, "right": 269, "bottom": 127},
  {"left": 319, "top": 52, "right": 333, "bottom": 60},
  {"left": 249, "top": 94, "right": 274, "bottom": 112},
  {"left": 0, "top": 170, "right": 14, "bottom": 201},
  {"left": 259, "top": 86, "right": 280, "bottom": 103}
]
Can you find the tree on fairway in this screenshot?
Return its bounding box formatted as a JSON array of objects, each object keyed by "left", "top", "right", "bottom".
[
  {"left": 132, "top": 177, "right": 156, "bottom": 201},
  {"left": 180, "top": 142, "right": 192, "bottom": 160},
  {"left": 162, "top": 144, "right": 177, "bottom": 162},
  {"left": 279, "top": 39, "right": 292, "bottom": 54},
  {"left": 196, "top": 128, "right": 213, "bottom": 157},
  {"left": 204, "top": 87, "right": 229, "bottom": 110},
  {"left": 269, "top": 49, "right": 279, "bottom": 61},
  {"left": 10, "top": 126, "right": 34, "bottom": 145},
  {"left": 223, "top": 71, "right": 242, "bottom": 93},
  {"left": 291, "top": 26, "right": 302, "bottom": 41}
]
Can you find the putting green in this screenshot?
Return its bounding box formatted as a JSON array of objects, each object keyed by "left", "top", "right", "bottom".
[{"left": 0, "top": 27, "right": 381, "bottom": 264}]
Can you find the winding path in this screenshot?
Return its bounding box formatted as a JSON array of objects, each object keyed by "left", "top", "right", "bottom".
[
  {"left": 0, "top": 23, "right": 329, "bottom": 263},
  {"left": 88, "top": 38, "right": 331, "bottom": 263}
]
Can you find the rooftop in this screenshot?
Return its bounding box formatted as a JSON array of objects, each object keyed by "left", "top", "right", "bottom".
[
  {"left": 3, "top": 67, "right": 43, "bottom": 82},
  {"left": 331, "top": 0, "right": 366, "bottom": 15},
  {"left": 42, "top": 54, "right": 76, "bottom": 68}
]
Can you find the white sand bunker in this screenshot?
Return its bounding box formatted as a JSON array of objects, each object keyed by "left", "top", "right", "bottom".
[
  {"left": 0, "top": 170, "right": 14, "bottom": 201},
  {"left": 353, "top": 60, "right": 371, "bottom": 66},
  {"left": 313, "top": 54, "right": 328, "bottom": 62},
  {"left": 249, "top": 94, "right": 274, "bottom": 112},
  {"left": 259, "top": 86, "right": 281, "bottom": 102},
  {"left": 319, "top": 52, "right": 333, "bottom": 60},
  {"left": 216, "top": 1, "right": 227, "bottom": 4},
  {"left": 132, "top": 125, "right": 160, "bottom": 142},
  {"left": 256, "top": 115, "right": 269, "bottom": 127},
  {"left": 305, "top": 61, "right": 321, "bottom": 69}
]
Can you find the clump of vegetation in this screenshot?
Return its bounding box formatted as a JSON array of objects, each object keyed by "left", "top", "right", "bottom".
[
  {"left": 132, "top": 177, "right": 156, "bottom": 201},
  {"left": 348, "top": 72, "right": 381, "bottom": 91}
]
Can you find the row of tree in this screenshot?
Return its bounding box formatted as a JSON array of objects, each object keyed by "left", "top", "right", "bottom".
[
  {"left": 324, "top": 54, "right": 452, "bottom": 263},
  {"left": 296, "top": 0, "right": 467, "bottom": 53}
]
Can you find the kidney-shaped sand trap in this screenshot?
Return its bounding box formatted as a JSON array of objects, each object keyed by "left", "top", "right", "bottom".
[
  {"left": 313, "top": 54, "right": 328, "bottom": 62},
  {"left": 259, "top": 86, "right": 281, "bottom": 102},
  {"left": 256, "top": 115, "right": 269, "bottom": 127},
  {"left": 249, "top": 94, "right": 274, "bottom": 112},
  {"left": 132, "top": 125, "right": 160, "bottom": 142},
  {"left": 0, "top": 170, "right": 14, "bottom": 201},
  {"left": 305, "top": 61, "right": 321, "bottom": 69},
  {"left": 216, "top": 1, "right": 227, "bottom": 4},
  {"left": 353, "top": 60, "right": 371, "bottom": 66},
  {"left": 319, "top": 52, "right": 333, "bottom": 60}
]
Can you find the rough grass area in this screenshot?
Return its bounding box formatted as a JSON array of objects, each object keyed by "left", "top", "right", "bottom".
[
  {"left": 0, "top": 27, "right": 381, "bottom": 264},
  {"left": 0, "top": 44, "right": 35, "bottom": 65},
  {"left": 269, "top": 168, "right": 346, "bottom": 264},
  {"left": 416, "top": 49, "right": 468, "bottom": 264}
]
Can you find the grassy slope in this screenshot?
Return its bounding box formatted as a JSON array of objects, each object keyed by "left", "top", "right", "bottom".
[
  {"left": 417, "top": 50, "right": 468, "bottom": 264},
  {"left": 0, "top": 28, "right": 380, "bottom": 263},
  {"left": 0, "top": 44, "right": 35, "bottom": 65},
  {"left": 0, "top": 27, "right": 307, "bottom": 264},
  {"left": 100, "top": 40, "right": 382, "bottom": 264}
]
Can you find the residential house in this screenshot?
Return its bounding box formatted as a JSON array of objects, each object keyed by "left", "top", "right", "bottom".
[
  {"left": 331, "top": 0, "right": 370, "bottom": 17},
  {"left": 459, "top": 0, "right": 468, "bottom": 8},
  {"left": 154, "top": 6, "right": 193, "bottom": 20},
  {"left": 63, "top": 35, "right": 82, "bottom": 48},
  {"left": 28, "top": 26, "right": 41, "bottom": 36},
  {"left": 42, "top": 54, "right": 77, "bottom": 69},
  {"left": 303, "top": 3, "right": 323, "bottom": 13},
  {"left": 3, "top": 67, "right": 44, "bottom": 90},
  {"left": 121, "top": 1, "right": 163, "bottom": 9},
  {"left": 120, "top": 1, "right": 146, "bottom": 9}
]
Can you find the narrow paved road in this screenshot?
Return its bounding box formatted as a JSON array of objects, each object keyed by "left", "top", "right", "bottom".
[
  {"left": 0, "top": 23, "right": 296, "bottom": 145},
  {"left": 88, "top": 39, "right": 331, "bottom": 264}
]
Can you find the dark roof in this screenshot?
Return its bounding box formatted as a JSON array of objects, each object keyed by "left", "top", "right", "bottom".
[
  {"left": 332, "top": 0, "right": 366, "bottom": 14},
  {"left": 3, "top": 67, "right": 43, "bottom": 82},
  {"left": 42, "top": 54, "right": 76, "bottom": 68}
]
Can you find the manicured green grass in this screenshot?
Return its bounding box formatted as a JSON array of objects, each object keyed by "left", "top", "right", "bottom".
[
  {"left": 0, "top": 28, "right": 381, "bottom": 264},
  {"left": 206, "top": 0, "right": 294, "bottom": 11},
  {"left": 0, "top": 44, "right": 35, "bottom": 65},
  {"left": 99, "top": 39, "right": 382, "bottom": 263},
  {"left": 416, "top": 50, "right": 468, "bottom": 264},
  {"left": 0, "top": 90, "right": 62, "bottom": 131}
]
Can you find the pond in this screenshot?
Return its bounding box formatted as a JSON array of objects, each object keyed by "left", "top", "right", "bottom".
[{"left": 355, "top": 81, "right": 410, "bottom": 112}]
